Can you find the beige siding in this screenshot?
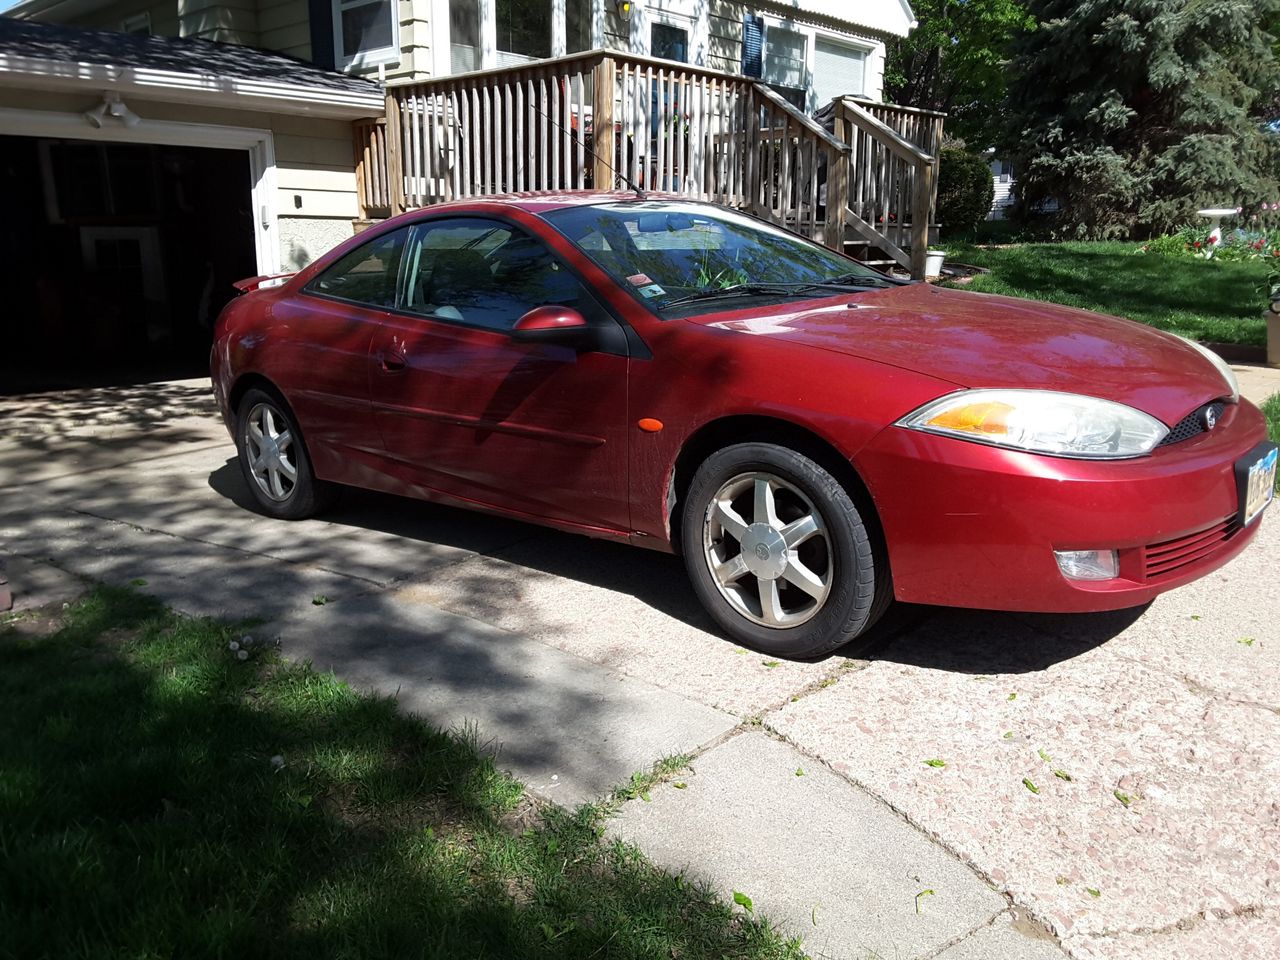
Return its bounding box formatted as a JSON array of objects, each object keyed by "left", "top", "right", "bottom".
[
  {"left": 258, "top": 0, "right": 311, "bottom": 59},
  {"left": 68, "top": 0, "right": 181, "bottom": 38}
]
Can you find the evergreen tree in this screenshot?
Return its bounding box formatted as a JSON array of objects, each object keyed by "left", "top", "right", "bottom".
[{"left": 1002, "top": 0, "right": 1280, "bottom": 238}]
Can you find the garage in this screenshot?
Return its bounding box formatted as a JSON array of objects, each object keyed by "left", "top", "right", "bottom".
[
  {"left": 1, "top": 136, "right": 257, "bottom": 392},
  {"left": 0, "top": 18, "right": 385, "bottom": 394}
]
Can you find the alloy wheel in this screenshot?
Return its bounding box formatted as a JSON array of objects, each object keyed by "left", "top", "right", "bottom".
[
  {"left": 702, "top": 471, "right": 834, "bottom": 628},
  {"left": 242, "top": 402, "right": 298, "bottom": 502}
]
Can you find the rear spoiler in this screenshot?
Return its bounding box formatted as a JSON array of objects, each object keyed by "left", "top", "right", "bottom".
[{"left": 232, "top": 273, "right": 296, "bottom": 293}]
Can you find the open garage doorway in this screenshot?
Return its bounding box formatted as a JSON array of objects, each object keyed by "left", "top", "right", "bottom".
[{"left": 0, "top": 136, "right": 258, "bottom": 395}]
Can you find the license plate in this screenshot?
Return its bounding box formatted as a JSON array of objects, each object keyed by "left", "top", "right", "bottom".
[{"left": 1238, "top": 443, "right": 1278, "bottom": 527}]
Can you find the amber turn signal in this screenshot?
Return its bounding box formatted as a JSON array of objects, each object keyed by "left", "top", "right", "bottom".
[{"left": 637, "top": 418, "right": 664, "bottom": 433}]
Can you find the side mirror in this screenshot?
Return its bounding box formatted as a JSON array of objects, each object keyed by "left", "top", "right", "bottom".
[{"left": 511, "top": 306, "right": 597, "bottom": 349}]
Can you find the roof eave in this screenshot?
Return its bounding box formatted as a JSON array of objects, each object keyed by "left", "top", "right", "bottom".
[
  {"left": 755, "top": 0, "right": 915, "bottom": 40},
  {"left": 0, "top": 52, "right": 384, "bottom": 119}
]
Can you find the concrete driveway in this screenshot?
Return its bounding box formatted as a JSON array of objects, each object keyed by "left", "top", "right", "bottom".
[{"left": 2, "top": 376, "right": 1277, "bottom": 960}]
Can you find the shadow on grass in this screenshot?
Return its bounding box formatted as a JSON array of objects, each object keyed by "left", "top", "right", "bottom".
[{"left": 0, "top": 587, "right": 799, "bottom": 960}]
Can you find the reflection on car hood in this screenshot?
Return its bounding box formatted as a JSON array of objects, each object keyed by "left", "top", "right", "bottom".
[{"left": 701, "top": 282, "right": 1233, "bottom": 425}]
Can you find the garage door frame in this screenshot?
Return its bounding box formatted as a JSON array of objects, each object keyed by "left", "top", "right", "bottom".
[{"left": 0, "top": 105, "right": 280, "bottom": 276}]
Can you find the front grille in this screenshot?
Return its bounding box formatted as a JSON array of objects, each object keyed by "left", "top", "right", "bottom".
[
  {"left": 1158, "top": 402, "right": 1226, "bottom": 447},
  {"left": 1143, "top": 514, "right": 1240, "bottom": 581}
]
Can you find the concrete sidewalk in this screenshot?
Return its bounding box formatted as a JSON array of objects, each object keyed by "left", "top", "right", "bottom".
[
  {"left": 1232, "top": 361, "right": 1280, "bottom": 406},
  {"left": 3, "top": 377, "right": 1277, "bottom": 959}
]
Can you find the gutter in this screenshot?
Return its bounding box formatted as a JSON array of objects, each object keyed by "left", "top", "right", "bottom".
[{"left": 0, "top": 51, "right": 385, "bottom": 119}]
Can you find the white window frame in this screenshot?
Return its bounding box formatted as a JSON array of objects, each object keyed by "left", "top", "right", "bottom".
[
  {"left": 633, "top": 0, "right": 706, "bottom": 66},
  {"left": 432, "top": 0, "right": 605, "bottom": 76},
  {"left": 333, "top": 0, "right": 401, "bottom": 71}
]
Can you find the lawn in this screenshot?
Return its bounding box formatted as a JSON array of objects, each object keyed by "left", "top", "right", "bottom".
[
  {"left": 939, "top": 241, "right": 1269, "bottom": 347},
  {"left": 0, "top": 586, "right": 803, "bottom": 960},
  {"left": 1266, "top": 392, "right": 1280, "bottom": 492}
]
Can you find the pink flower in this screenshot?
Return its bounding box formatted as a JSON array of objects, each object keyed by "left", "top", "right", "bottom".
[{"left": 1208, "top": 235, "right": 1218, "bottom": 245}]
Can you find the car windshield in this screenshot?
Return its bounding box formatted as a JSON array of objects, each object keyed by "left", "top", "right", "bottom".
[{"left": 542, "top": 202, "right": 897, "bottom": 316}]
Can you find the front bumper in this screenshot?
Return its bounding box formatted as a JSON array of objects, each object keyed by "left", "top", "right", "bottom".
[{"left": 857, "top": 398, "right": 1271, "bottom": 612}]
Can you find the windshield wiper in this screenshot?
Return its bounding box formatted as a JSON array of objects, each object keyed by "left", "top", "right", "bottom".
[
  {"left": 661, "top": 273, "right": 904, "bottom": 310},
  {"left": 802, "top": 272, "right": 901, "bottom": 290},
  {"left": 659, "top": 283, "right": 822, "bottom": 309}
]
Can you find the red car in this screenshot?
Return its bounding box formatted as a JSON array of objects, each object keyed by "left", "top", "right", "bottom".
[{"left": 211, "top": 194, "right": 1277, "bottom": 657}]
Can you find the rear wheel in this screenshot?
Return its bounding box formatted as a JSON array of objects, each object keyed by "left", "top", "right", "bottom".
[
  {"left": 235, "top": 387, "right": 334, "bottom": 520},
  {"left": 680, "top": 442, "right": 890, "bottom": 658}
]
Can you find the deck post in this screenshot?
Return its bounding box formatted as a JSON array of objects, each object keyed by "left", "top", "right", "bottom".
[
  {"left": 592, "top": 56, "right": 616, "bottom": 190},
  {"left": 385, "top": 90, "right": 407, "bottom": 215},
  {"left": 910, "top": 156, "right": 933, "bottom": 279},
  {"left": 827, "top": 106, "right": 850, "bottom": 252}
]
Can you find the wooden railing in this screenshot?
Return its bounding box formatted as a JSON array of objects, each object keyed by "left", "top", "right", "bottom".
[
  {"left": 354, "top": 51, "right": 944, "bottom": 276},
  {"left": 352, "top": 116, "right": 393, "bottom": 218},
  {"left": 833, "top": 97, "right": 942, "bottom": 277}
]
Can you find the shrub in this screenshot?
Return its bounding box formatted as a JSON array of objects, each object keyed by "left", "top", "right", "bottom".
[{"left": 938, "top": 148, "right": 996, "bottom": 236}]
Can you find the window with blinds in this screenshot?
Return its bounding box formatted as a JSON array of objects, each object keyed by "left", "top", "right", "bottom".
[{"left": 813, "top": 38, "right": 867, "bottom": 105}]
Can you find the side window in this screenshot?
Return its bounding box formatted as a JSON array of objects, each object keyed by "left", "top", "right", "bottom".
[
  {"left": 307, "top": 226, "right": 408, "bottom": 308},
  {"left": 400, "top": 218, "right": 587, "bottom": 331}
]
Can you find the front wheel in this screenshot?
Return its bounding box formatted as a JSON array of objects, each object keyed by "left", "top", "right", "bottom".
[
  {"left": 235, "top": 387, "right": 334, "bottom": 520},
  {"left": 680, "top": 443, "right": 890, "bottom": 658}
]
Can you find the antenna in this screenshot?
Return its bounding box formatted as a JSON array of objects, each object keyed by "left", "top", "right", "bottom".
[{"left": 525, "top": 91, "right": 646, "bottom": 200}]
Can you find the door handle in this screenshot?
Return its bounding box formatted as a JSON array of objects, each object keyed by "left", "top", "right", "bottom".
[{"left": 379, "top": 350, "right": 407, "bottom": 373}]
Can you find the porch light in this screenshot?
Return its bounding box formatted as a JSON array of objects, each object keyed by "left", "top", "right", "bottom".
[
  {"left": 616, "top": 0, "right": 636, "bottom": 21},
  {"left": 84, "top": 92, "right": 141, "bottom": 129}
]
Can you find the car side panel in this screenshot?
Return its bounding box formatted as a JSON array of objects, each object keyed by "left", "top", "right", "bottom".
[{"left": 619, "top": 318, "right": 962, "bottom": 548}]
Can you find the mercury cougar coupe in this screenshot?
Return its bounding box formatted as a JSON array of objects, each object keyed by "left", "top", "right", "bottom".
[{"left": 211, "top": 194, "right": 1276, "bottom": 657}]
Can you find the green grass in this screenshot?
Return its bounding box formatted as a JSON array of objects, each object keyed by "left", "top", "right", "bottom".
[
  {"left": 0, "top": 587, "right": 804, "bottom": 960},
  {"left": 1264, "top": 393, "right": 1280, "bottom": 492},
  {"left": 939, "top": 241, "right": 1268, "bottom": 346}
]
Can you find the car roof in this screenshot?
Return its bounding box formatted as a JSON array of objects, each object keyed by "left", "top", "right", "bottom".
[{"left": 401, "top": 190, "right": 691, "bottom": 217}]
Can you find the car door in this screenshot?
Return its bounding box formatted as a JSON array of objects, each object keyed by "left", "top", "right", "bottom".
[
  {"left": 368, "top": 216, "right": 632, "bottom": 534},
  {"left": 269, "top": 225, "right": 410, "bottom": 475}
]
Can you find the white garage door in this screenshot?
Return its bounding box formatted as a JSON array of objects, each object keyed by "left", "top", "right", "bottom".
[{"left": 813, "top": 38, "right": 867, "bottom": 106}]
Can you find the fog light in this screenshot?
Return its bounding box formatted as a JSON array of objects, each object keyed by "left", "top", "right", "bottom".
[{"left": 1054, "top": 549, "right": 1119, "bottom": 581}]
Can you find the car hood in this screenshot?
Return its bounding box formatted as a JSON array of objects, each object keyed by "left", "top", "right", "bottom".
[{"left": 701, "top": 283, "right": 1233, "bottom": 425}]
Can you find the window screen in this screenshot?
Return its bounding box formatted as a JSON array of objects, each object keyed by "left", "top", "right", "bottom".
[{"left": 762, "top": 25, "right": 806, "bottom": 92}]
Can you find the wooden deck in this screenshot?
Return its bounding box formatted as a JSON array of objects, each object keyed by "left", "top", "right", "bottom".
[{"left": 354, "top": 50, "right": 944, "bottom": 278}]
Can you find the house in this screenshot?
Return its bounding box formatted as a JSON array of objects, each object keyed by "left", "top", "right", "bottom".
[
  {"left": 988, "top": 153, "right": 1014, "bottom": 220},
  {"left": 1, "top": 0, "right": 927, "bottom": 391}
]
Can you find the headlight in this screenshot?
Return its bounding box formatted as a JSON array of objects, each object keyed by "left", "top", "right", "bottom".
[
  {"left": 1179, "top": 337, "right": 1239, "bottom": 402},
  {"left": 899, "top": 389, "right": 1169, "bottom": 459}
]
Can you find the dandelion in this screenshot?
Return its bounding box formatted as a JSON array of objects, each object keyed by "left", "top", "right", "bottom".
[
  {"left": 269, "top": 755, "right": 285, "bottom": 771},
  {"left": 228, "top": 640, "right": 240, "bottom": 651},
  {"left": 236, "top": 649, "right": 249, "bottom": 661}
]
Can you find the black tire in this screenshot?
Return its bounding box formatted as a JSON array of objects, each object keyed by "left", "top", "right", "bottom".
[
  {"left": 680, "top": 442, "right": 891, "bottom": 658},
  {"left": 234, "top": 387, "right": 335, "bottom": 520}
]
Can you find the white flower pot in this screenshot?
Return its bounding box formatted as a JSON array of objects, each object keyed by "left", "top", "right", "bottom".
[
  {"left": 925, "top": 250, "right": 947, "bottom": 279},
  {"left": 1268, "top": 309, "right": 1280, "bottom": 368}
]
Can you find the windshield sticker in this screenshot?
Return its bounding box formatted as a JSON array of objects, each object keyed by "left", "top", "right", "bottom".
[
  {"left": 626, "top": 273, "right": 653, "bottom": 286},
  {"left": 638, "top": 284, "right": 666, "bottom": 299}
]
